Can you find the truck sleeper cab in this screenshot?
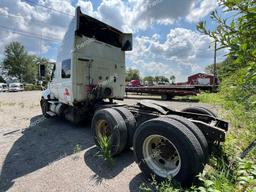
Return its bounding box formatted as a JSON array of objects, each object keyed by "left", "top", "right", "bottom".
[
  {"left": 40, "top": 7, "right": 228, "bottom": 186},
  {"left": 45, "top": 7, "right": 132, "bottom": 106}
]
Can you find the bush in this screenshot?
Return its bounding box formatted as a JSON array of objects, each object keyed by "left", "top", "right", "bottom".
[{"left": 24, "top": 84, "right": 42, "bottom": 91}]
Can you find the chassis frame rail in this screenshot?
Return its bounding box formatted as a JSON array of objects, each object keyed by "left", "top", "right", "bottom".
[{"left": 129, "top": 100, "right": 229, "bottom": 143}]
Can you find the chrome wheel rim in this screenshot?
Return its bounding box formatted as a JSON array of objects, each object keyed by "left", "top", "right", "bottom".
[{"left": 142, "top": 134, "right": 181, "bottom": 178}]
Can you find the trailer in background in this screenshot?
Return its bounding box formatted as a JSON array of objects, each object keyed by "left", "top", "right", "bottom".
[{"left": 125, "top": 85, "right": 197, "bottom": 100}]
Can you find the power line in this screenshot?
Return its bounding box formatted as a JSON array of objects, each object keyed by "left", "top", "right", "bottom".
[
  {"left": 0, "top": 11, "right": 56, "bottom": 27},
  {"left": 0, "top": 10, "right": 67, "bottom": 41},
  {"left": 0, "top": 24, "right": 61, "bottom": 42},
  {"left": 0, "top": 24, "right": 62, "bottom": 42},
  {"left": 23, "top": 0, "right": 74, "bottom": 17},
  {"left": 0, "top": 11, "right": 24, "bottom": 19},
  {"left": 0, "top": 11, "right": 65, "bottom": 41}
]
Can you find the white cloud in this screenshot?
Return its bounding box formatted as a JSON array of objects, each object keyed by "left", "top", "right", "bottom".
[
  {"left": 0, "top": 0, "right": 74, "bottom": 55},
  {"left": 127, "top": 28, "right": 226, "bottom": 81},
  {"left": 131, "top": 0, "right": 195, "bottom": 30},
  {"left": 131, "top": 28, "right": 213, "bottom": 62},
  {"left": 187, "top": 0, "right": 218, "bottom": 22},
  {"left": 0, "top": 0, "right": 217, "bottom": 55},
  {"left": 0, "top": 0, "right": 223, "bottom": 82},
  {"left": 96, "top": 0, "right": 133, "bottom": 32},
  {"left": 77, "top": 0, "right": 99, "bottom": 18}
]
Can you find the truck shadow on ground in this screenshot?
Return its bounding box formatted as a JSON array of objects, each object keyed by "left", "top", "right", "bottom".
[
  {"left": 84, "top": 147, "right": 135, "bottom": 184},
  {"left": 0, "top": 115, "right": 94, "bottom": 191},
  {"left": 129, "top": 173, "right": 148, "bottom": 192}
]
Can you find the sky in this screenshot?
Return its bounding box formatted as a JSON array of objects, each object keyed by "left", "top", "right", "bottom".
[{"left": 0, "top": 0, "right": 228, "bottom": 82}]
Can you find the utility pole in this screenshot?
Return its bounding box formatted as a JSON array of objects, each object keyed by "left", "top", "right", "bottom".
[{"left": 213, "top": 40, "right": 217, "bottom": 92}]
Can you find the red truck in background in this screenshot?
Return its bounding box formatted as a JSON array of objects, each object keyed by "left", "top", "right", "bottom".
[{"left": 127, "top": 79, "right": 141, "bottom": 87}]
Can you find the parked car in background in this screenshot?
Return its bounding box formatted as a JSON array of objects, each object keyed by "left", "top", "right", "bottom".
[
  {"left": 0, "top": 83, "right": 8, "bottom": 92},
  {"left": 157, "top": 81, "right": 169, "bottom": 85},
  {"left": 8, "top": 83, "right": 24, "bottom": 92}
]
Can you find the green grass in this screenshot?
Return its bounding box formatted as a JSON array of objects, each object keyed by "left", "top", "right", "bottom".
[
  {"left": 141, "top": 92, "right": 256, "bottom": 192},
  {"left": 24, "top": 84, "right": 42, "bottom": 91},
  {"left": 191, "top": 93, "right": 225, "bottom": 104},
  {"left": 72, "top": 144, "right": 82, "bottom": 160},
  {"left": 195, "top": 92, "right": 256, "bottom": 159},
  {"left": 193, "top": 93, "right": 256, "bottom": 191},
  {"left": 96, "top": 135, "right": 114, "bottom": 166},
  {"left": 73, "top": 144, "right": 82, "bottom": 154}
]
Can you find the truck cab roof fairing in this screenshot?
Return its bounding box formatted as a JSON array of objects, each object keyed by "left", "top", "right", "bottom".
[{"left": 75, "top": 7, "right": 132, "bottom": 51}]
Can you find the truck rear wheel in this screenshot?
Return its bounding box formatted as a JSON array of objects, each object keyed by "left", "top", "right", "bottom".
[
  {"left": 133, "top": 117, "right": 204, "bottom": 186},
  {"left": 91, "top": 108, "right": 128, "bottom": 156},
  {"left": 113, "top": 107, "right": 136, "bottom": 149},
  {"left": 167, "top": 115, "right": 209, "bottom": 163},
  {"left": 198, "top": 107, "right": 217, "bottom": 117},
  {"left": 181, "top": 106, "right": 217, "bottom": 117}
]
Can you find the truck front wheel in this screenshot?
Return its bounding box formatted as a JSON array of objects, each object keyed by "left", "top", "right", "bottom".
[
  {"left": 133, "top": 117, "right": 204, "bottom": 186},
  {"left": 40, "top": 98, "right": 50, "bottom": 118}
]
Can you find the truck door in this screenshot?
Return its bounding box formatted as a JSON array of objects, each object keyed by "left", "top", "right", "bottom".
[
  {"left": 49, "top": 64, "right": 59, "bottom": 98},
  {"left": 74, "top": 57, "right": 93, "bottom": 102}
]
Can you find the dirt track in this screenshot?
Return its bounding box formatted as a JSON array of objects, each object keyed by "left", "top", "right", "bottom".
[{"left": 0, "top": 91, "right": 218, "bottom": 192}]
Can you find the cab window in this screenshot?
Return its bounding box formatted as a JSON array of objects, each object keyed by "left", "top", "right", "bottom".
[{"left": 61, "top": 59, "right": 71, "bottom": 78}]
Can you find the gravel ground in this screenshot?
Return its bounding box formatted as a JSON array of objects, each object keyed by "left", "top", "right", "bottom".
[{"left": 0, "top": 91, "right": 219, "bottom": 192}]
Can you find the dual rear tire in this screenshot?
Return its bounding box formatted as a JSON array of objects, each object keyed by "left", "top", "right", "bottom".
[
  {"left": 91, "top": 107, "right": 136, "bottom": 156},
  {"left": 133, "top": 117, "right": 205, "bottom": 186},
  {"left": 91, "top": 106, "right": 215, "bottom": 186},
  {"left": 91, "top": 108, "right": 128, "bottom": 156}
]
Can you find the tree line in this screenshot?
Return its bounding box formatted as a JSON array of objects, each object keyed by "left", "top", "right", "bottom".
[
  {"left": 0, "top": 42, "right": 51, "bottom": 84},
  {"left": 198, "top": 0, "right": 256, "bottom": 109},
  {"left": 125, "top": 68, "right": 176, "bottom": 84}
]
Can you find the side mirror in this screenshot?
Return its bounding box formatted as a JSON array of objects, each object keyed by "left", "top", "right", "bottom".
[
  {"left": 39, "top": 64, "right": 46, "bottom": 79},
  {"left": 122, "top": 33, "right": 132, "bottom": 51}
]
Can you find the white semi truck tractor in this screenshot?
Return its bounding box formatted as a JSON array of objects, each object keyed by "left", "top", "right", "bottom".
[{"left": 40, "top": 7, "right": 229, "bottom": 186}]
